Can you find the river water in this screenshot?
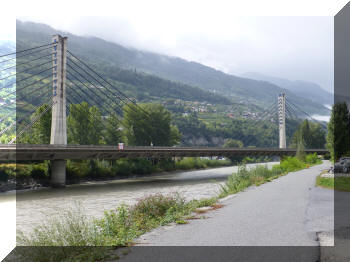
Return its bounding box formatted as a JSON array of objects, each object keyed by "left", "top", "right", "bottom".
[{"left": 1, "top": 162, "right": 278, "bottom": 236}]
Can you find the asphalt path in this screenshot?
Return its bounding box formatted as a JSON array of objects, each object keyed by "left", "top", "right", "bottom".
[{"left": 118, "top": 161, "right": 333, "bottom": 262}]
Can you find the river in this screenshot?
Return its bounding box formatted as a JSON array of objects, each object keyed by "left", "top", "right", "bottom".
[{"left": 0, "top": 162, "right": 278, "bottom": 236}]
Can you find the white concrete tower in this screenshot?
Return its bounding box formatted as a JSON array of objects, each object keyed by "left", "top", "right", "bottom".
[
  {"left": 50, "top": 35, "right": 67, "bottom": 187},
  {"left": 278, "top": 93, "right": 286, "bottom": 149}
]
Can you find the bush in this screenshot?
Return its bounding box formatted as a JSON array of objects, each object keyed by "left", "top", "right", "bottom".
[
  {"left": 30, "top": 164, "right": 48, "bottom": 180},
  {"left": 131, "top": 193, "right": 186, "bottom": 219},
  {"left": 130, "top": 159, "right": 155, "bottom": 175},
  {"left": 280, "top": 157, "right": 306, "bottom": 172},
  {"left": 305, "top": 153, "right": 321, "bottom": 165}
]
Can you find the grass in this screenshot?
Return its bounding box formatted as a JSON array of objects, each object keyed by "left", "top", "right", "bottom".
[
  {"left": 316, "top": 175, "right": 350, "bottom": 192},
  {"left": 219, "top": 154, "right": 321, "bottom": 198},
  {"left": 16, "top": 154, "right": 322, "bottom": 261}
]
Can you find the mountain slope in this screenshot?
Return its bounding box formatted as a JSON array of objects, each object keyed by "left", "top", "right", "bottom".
[
  {"left": 242, "top": 72, "right": 333, "bottom": 105},
  {"left": 16, "top": 20, "right": 329, "bottom": 114}
]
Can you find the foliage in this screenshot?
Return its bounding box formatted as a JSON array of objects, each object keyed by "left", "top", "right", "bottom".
[
  {"left": 327, "top": 103, "right": 350, "bottom": 160},
  {"left": 220, "top": 154, "right": 321, "bottom": 198},
  {"left": 223, "top": 138, "right": 244, "bottom": 164},
  {"left": 123, "top": 103, "right": 180, "bottom": 146},
  {"left": 24, "top": 104, "right": 52, "bottom": 144},
  {"left": 291, "top": 120, "right": 326, "bottom": 149},
  {"left": 67, "top": 102, "right": 104, "bottom": 145},
  {"left": 174, "top": 157, "right": 231, "bottom": 170},
  {"left": 223, "top": 139, "right": 244, "bottom": 148},
  {"left": 103, "top": 112, "right": 123, "bottom": 145},
  {"left": 16, "top": 155, "right": 321, "bottom": 261},
  {"left": 316, "top": 175, "right": 350, "bottom": 192}
]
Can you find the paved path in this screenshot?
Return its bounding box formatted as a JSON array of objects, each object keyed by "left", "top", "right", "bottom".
[{"left": 118, "top": 161, "right": 334, "bottom": 262}]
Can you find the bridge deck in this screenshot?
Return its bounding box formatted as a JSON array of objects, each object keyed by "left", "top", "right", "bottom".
[{"left": 0, "top": 144, "right": 328, "bottom": 161}]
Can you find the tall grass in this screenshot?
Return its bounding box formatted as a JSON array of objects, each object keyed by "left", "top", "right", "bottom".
[{"left": 220, "top": 154, "right": 322, "bottom": 198}]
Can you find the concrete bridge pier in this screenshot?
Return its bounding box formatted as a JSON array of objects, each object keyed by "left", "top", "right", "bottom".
[{"left": 51, "top": 160, "right": 66, "bottom": 187}]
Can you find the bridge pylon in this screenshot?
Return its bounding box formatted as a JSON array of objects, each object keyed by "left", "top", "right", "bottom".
[
  {"left": 278, "top": 93, "right": 286, "bottom": 149},
  {"left": 50, "top": 34, "right": 67, "bottom": 187}
]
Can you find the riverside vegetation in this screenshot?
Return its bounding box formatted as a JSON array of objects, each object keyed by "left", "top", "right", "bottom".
[
  {"left": 0, "top": 157, "right": 233, "bottom": 190},
  {"left": 15, "top": 153, "right": 321, "bottom": 262}
]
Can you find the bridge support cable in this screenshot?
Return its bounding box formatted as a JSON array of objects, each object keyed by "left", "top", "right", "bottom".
[
  {"left": 66, "top": 94, "right": 110, "bottom": 132},
  {"left": 0, "top": 66, "right": 54, "bottom": 91},
  {"left": 66, "top": 52, "right": 153, "bottom": 119},
  {"left": 0, "top": 92, "right": 53, "bottom": 137},
  {"left": 240, "top": 105, "right": 278, "bottom": 148},
  {"left": 66, "top": 63, "right": 124, "bottom": 116},
  {"left": 66, "top": 74, "right": 123, "bottom": 125},
  {"left": 285, "top": 98, "right": 328, "bottom": 129},
  {"left": 66, "top": 57, "right": 137, "bottom": 116},
  {"left": 0, "top": 43, "right": 55, "bottom": 58},
  {"left": 9, "top": 100, "right": 56, "bottom": 144},
  {"left": 65, "top": 83, "right": 113, "bottom": 131},
  {"left": 0, "top": 74, "right": 52, "bottom": 100},
  {"left": 0, "top": 53, "right": 53, "bottom": 72},
  {"left": 0, "top": 46, "right": 54, "bottom": 64},
  {"left": 66, "top": 52, "right": 174, "bottom": 141},
  {"left": 233, "top": 102, "right": 278, "bottom": 147},
  {"left": 0, "top": 59, "right": 54, "bottom": 81},
  {"left": 285, "top": 101, "right": 299, "bottom": 120}
]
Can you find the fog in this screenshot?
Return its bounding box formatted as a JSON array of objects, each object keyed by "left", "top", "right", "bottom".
[{"left": 16, "top": 16, "right": 334, "bottom": 93}]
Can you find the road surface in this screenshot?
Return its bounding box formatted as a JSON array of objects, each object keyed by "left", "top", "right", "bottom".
[{"left": 119, "top": 161, "right": 333, "bottom": 261}]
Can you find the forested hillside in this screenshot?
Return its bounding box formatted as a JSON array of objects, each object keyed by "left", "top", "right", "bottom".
[
  {"left": 16, "top": 20, "right": 329, "bottom": 115},
  {"left": 0, "top": 41, "right": 16, "bottom": 143}
]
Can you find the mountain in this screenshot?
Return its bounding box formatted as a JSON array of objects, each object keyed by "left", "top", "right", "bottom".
[
  {"left": 16, "top": 20, "right": 329, "bottom": 115},
  {"left": 242, "top": 72, "right": 333, "bottom": 106}
]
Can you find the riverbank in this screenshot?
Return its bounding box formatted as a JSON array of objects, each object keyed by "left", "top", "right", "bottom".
[
  {"left": 13, "top": 155, "right": 322, "bottom": 262},
  {"left": 0, "top": 157, "right": 234, "bottom": 192}
]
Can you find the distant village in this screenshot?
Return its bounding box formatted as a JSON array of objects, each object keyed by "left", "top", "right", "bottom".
[{"left": 162, "top": 99, "right": 275, "bottom": 121}]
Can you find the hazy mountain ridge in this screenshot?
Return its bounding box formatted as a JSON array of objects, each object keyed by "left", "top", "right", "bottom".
[
  {"left": 16, "top": 20, "right": 329, "bottom": 115},
  {"left": 242, "top": 72, "right": 333, "bottom": 105}
]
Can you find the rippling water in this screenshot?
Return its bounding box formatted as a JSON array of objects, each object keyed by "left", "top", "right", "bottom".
[{"left": 1, "top": 162, "right": 278, "bottom": 235}]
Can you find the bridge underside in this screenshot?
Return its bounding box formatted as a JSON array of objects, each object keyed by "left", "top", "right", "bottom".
[{"left": 0, "top": 144, "right": 328, "bottom": 161}]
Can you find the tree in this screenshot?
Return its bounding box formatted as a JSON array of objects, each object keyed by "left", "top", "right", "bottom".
[
  {"left": 223, "top": 139, "right": 244, "bottom": 148},
  {"left": 223, "top": 139, "right": 244, "bottom": 164},
  {"left": 31, "top": 104, "right": 52, "bottom": 144},
  {"left": 104, "top": 112, "right": 123, "bottom": 145},
  {"left": 67, "top": 102, "right": 103, "bottom": 145},
  {"left": 17, "top": 104, "right": 52, "bottom": 144},
  {"left": 123, "top": 103, "right": 180, "bottom": 146},
  {"left": 327, "top": 103, "right": 350, "bottom": 160},
  {"left": 291, "top": 120, "right": 326, "bottom": 149}
]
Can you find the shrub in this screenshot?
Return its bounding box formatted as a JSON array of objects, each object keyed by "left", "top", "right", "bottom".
[
  {"left": 130, "top": 159, "right": 155, "bottom": 175},
  {"left": 280, "top": 157, "right": 306, "bottom": 172},
  {"left": 131, "top": 193, "right": 186, "bottom": 220},
  {"left": 30, "top": 164, "right": 48, "bottom": 180},
  {"left": 305, "top": 153, "right": 320, "bottom": 165}
]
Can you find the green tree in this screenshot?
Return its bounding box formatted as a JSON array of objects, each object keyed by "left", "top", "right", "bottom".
[
  {"left": 223, "top": 138, "right": 244, "bottom": 164},
  {"left": 31, "top": 104, "right": 52, "bottom": 144},
  {"left": 123, "top": 103, "right": 180, "bottom": 146},
  {"left": 291, "top": 120, "right": 326, "bottom": 149},
  {"left": 327, "top": 103, "right": 350, "bottom": 160},
  {"left": 67, "top": 102, "right": 103, "bottom": 145},
  {"left": 223, "top": 139, "right": 244, "bottom": 148},
  {"left": 104, "top": 112, "right": 123, "bottom": 145}
]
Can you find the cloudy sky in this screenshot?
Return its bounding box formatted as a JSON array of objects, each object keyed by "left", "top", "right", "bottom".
[{"left": 16, "top": 16, "right": 334, "bottom": 93}]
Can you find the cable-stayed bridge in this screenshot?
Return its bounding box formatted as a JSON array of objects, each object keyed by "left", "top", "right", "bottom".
[{"left": 0, "top": 35, "right": 329, "bottom": 186}]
